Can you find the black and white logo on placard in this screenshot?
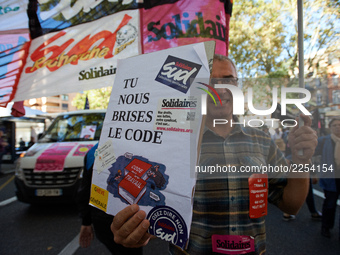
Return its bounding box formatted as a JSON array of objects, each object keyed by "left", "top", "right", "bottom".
[{"left": 155, "top": 55, "right": 202, "bottom": 94}]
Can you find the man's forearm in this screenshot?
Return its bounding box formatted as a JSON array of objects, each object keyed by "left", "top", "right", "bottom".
[{"left": 278, "top": 174, "right": 309, "bottom": 215}]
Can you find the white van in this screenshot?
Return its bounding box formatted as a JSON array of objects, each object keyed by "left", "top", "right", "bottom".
[{"left": 15, "top": 109, "right": 106, "bottom": 204}]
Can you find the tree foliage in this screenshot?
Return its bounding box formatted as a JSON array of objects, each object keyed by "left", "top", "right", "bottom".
[
  {"left": 282, "top": 0, "right": 340, "bottom": 77},
  {"left": 229, "top": 0, "right": 340, "bottom": 78},
  {"left": 72, "top": 87, "right": 112, "bottom": 110},
  {"left": 229, "top": 0, "right": 286, "bottom": 77}
]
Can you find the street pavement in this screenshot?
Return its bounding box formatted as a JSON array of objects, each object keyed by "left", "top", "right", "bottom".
[
  {"left": 1, "top": 162, "right": 17, "bottom": 175},
  {"left": 0, "top": 163, "right": 169, "bottom": 255},
  {"left": 1, "top": 163, "right": 339, "bottom": 255}
]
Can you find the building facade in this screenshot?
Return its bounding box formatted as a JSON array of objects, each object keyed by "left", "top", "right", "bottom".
[{"left": 24, "top": 93, "right": 78, "bottom": 113}]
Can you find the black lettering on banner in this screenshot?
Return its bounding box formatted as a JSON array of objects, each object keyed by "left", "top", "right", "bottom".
[
  {"left": 147, "top": 13, "right": 226, "bottom": 42},
  {"left": 78, "top": 66, "right": 116, "bottom": 80}
]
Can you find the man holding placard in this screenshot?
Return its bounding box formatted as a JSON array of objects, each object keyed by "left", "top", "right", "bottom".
[{"left": 111, "top": 54, "right": 317, "bottom": 255}]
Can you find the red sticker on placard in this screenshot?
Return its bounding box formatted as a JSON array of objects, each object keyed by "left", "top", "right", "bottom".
[
  {"left": 248, "top": 174, "right": 268, "bottom": 219},
  {"left": 212, "top": 235, "right": 255, "bottom": 254}
]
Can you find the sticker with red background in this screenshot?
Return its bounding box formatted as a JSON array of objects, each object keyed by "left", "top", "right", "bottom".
[
  {"left": 212, "top": 235, "right": 255, "bottom": 254},
  {"left": 34, "top": 143, "right": 77, "bottom": 172},
  {"left": 248, "top": 174, "right": 268, "bottom": 219}
]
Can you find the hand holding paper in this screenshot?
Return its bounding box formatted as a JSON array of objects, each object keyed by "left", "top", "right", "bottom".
[{"left": 111, "top": 204, "right": 152, "bottom": 248}]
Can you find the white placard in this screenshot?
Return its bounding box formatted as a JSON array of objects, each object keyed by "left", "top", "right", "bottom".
[{"left": 90, "top": 42, "right": 213, "bottom": 249}]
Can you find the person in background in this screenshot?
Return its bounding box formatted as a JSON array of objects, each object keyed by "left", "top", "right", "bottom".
[
  {"left": 282, "top": 127, "right": 289, "bottom": 143},
  {"left": 109, "top": 55, "right": 318, "bottom": 254},
  {"left": 28, "top": 137, "right": 35, "bottom": 148},
  {"left": 77, "top": 144, "right": 143, "bottom": 255},
  {"left": 315, "top": 118, "right": 340, "bottom": 239},
  {"left": 262, "top": 125, "right": 270, "bottom": 136},
  {"left": 0, "top": 130, "right": 9, "bottom": 177},
  {"left": 272, "top": 127, "right": 286, "bottom": 153},
  {"left": 19, "top": 138, "right": 26, "bottom": 150},
  {"left": 271, "top": 127, "right": 283, "bottom": 141}
]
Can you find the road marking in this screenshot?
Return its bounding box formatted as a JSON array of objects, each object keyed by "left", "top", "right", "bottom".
[
  {"left": 0, "top": 196, "right": 17, "bottom": 206},
  {"left": 0, "top": 175, "right": 15, "bottom": 191},
  {"left": 58, "top": 233, "right": 79, "bottom": 255},
  {"left": 313, "top": 189, "right": 340, "bottom": 206}
]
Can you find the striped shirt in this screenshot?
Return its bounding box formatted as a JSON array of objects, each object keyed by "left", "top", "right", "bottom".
[{"left": 170, "top": 123, "right": 288, "bottom": 255}]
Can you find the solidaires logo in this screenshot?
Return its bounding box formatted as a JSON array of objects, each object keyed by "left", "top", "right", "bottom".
[{"left": 155, "top": 55, "right": 202, "bottom": 94}]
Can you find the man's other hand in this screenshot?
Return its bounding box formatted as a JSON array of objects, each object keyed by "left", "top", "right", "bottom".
[{"left": 288, "top": 114, "right": 318, "bottom": 164}]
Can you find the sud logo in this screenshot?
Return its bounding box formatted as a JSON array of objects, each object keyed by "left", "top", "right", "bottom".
[{"left": 155, "top": 55, "right": 202, "bottom": 94}]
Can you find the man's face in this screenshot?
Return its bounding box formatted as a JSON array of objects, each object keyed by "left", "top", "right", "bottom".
[
  {"left": 206, "top": 59, "right": 238, "bottom": 120},
  {"left": 330, "top": 120, "right": 340, "bottom": 137}
]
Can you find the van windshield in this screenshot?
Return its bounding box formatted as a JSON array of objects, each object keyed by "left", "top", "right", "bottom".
[{"left": 39, "top": 112, "right": 106, "bottom": 142}]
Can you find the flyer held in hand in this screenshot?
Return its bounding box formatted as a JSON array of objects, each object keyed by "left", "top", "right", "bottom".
[{"left": 90, "top": 42, "right": 214, "bottom": 249}]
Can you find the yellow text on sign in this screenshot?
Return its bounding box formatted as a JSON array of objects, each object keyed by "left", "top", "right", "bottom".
[{"left": 90, "top": 184, "right": 109, "bottom": 212}]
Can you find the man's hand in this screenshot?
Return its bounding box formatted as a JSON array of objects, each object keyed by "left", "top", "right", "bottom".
[
  {"left": 111, "top": 204, "right": 152, "bottom": 248},
  {"left": 79, "top": 225, "right": 94, "bottom": 248},
  {"left": 280, "top": 114, "right": 317, "bottom": 215},
  {"left": 288, "top": 114, "right": 318, "bottom": 164}
]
